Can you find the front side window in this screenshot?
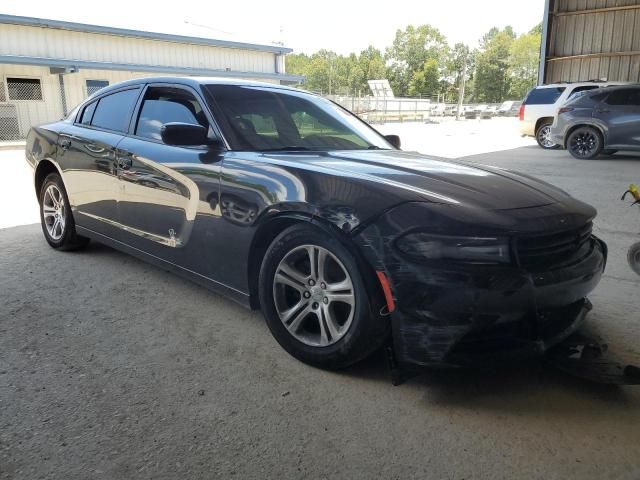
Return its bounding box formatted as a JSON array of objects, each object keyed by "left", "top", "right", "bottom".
[
  {"left": 7, "top": 78, "right": 43, "bottom": 101},
  {"left": 135, "top": 86, "right": 209, "bottom": 141},
  {"left": 91, "top": 89, "right": 140, "bottom": 133},
  {"left": 206, "top": 85, "right": 392, "bottom": 151}
]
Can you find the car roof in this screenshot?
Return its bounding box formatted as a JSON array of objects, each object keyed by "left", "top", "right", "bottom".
[
  {"left": 536, "top": 81, "right": 629, "bottom": 89},
  {"left": 580, "top": 83, "right": 640, "bottom": 95},
  {"left": 93, "top": 76, "right": 303, "bottom": 97}
]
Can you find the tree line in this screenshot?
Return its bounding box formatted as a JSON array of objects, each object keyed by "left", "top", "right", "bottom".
[{"left": 286, "top": 23, "right": 542, "bottom": 103}]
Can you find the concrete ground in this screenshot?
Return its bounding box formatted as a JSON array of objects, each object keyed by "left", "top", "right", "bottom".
[{"left": 1, "top": 121, "right": 640, "bottom": 479}]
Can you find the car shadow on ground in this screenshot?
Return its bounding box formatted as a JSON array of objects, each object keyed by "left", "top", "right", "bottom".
[
  {"left": 344, "top": 347, "right": 639, "bottom": 413},
  {"left": 61, "top": 236, "right": 640, "bottom": 414}
]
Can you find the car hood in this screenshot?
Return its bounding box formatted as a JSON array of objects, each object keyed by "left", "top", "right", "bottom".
[{"left": 271, "top": 150, "right": 570, "bottom": 210}]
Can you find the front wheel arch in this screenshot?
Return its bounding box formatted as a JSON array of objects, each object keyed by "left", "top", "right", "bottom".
[{"left": 247, "top": 214, "right": 383, "bottom": 311}]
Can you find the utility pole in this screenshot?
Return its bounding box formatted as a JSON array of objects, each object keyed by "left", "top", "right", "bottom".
[{"left": 456, "top": 54, "right": 467, "bottom": 121}]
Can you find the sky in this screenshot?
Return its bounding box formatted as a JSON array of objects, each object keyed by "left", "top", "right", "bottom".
[{"left": 3, "top": 0, "right": 545, "bottom": 54}]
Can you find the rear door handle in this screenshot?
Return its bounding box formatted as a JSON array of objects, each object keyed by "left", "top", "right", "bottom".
[{"left": 117, "top": 151, "right": 133, "bottom": 170}]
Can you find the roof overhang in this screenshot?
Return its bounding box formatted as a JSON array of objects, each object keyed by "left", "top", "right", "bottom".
[
  {"left": 0, "top": 14, "right": 293, "bottom": 55},
  {"left": 0, "top": 55, "right": 304, "bottom": 83}
]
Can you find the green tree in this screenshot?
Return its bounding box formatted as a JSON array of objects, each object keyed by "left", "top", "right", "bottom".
[
  {"left": 474, "top": 27, "right": 515, "bottom": 102},
  {"left": 508, "top": 27, "right": 541, "bottom": 99},
  {"left": 385, "top": 25, "right": 448, "bottom": 96},
  {"left": 442, "top": 43, "right": 475, "bottom": 102},
  {"left": 408, "top": 59, "right": 440, "bottom": 97}
]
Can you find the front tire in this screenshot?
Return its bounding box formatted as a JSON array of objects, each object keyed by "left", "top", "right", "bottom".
[
  {"left": 567, "top": 126, "right": 603, "bottom": 159},
  {"left": 258, "top": 224, "right": 387, "bottom": 369},
  {"left": 536, "top": 121, "right": 560, "bottom": 149},
  {"left": 39, "top": 173, "right": 89, "bottom": 251}
]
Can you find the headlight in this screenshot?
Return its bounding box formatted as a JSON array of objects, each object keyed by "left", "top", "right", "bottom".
[{"left": 395, "top": 232, "right": 511, "bottom": 264}]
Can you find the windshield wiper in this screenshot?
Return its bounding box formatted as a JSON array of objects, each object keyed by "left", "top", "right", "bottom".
[{"left": 259, "top": 146, "right": 312, "bottom": 152}]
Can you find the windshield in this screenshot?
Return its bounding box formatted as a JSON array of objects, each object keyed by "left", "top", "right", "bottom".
[{"left": 205, "top": 85, "right": 393, "bottom": 152}]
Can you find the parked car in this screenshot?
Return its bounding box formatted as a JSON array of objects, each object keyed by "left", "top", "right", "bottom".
[
  {"left": 550, "top": 84, "right": 640, "bottom": 159},
  {"left": 519, "top": 81, "right": 626, "bottom": 149},
  {"left": 464, "top": 105, "right": 487, "bottom": 119},
  {"left": 430, "top": 103, "right": 446, "bottom": 116},
  {"left": 481, "top": 105, "right": 498, "bottom": 119},
  {"left": 445, "top": 105, "right": 460, "bottom": 116},
  {"left": 26, "top": 77, "right": 606, "bottom": 371},
  {"left": 498, "top": 100, "right": 521, "bottom": 117}
]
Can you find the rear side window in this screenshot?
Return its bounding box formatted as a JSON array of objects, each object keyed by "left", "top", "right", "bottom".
[
  {"left": 91, "top": 89, "right": 140, "bottom": 132},
  {"left": 604, "top": 88, "right": 640, "bottom": 106},
  {"left": 524, "top": 87, "right": 566, "bottom": 105},
  {"left": 567, "top": 85, "right": 599, "bottom": 100}
]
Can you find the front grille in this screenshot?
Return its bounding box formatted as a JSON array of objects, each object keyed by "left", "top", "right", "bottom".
[{"left": 516, "top": 222, "right": 593, "bottom": 268}]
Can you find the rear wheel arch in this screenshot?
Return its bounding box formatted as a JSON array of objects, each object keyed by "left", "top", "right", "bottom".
[
  {"left": 564, "top": 123, "right": 605, "bottom": 148},
  {"left": 535, "top": 116, "right": 555, "bottom": 133},
  {"left": 34, "top": 159, "right": 62, "bottom": 200}
]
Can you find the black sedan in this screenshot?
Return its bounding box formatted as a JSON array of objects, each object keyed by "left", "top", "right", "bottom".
[
  {"left": 551, "top": 84, "right": 640, "bottom": 159},
  {"left": 25, "top": 77, "right": 607, "bottom": 370}
]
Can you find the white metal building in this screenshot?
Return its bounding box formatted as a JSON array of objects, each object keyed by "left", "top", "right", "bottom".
[{"left": 0, "top": 14, "right": 302, "bottom": 139}]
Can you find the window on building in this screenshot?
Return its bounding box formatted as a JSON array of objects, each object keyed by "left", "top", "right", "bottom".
[
  {"left": 91, "top": 89, "right": 140, "bottom": 133},
  {"left": 7, "top": 78, "right": 43, "bottom": 101},
  {"left": 135, "top": 87, "right": 209, "bottom": 141},
  {"left": 86, "top": 80, "right": 109, "bottom": 97}
]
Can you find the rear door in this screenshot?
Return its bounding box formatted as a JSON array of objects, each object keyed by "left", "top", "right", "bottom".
[
  {"left": 59, "top": 87, "right": 141, "bottom": 236},
  {"left": 595, "top": 87, "right": 640, "bottom": 148},
  {"left": 114, "top": 83, "right": 218, "bottom": 256}
]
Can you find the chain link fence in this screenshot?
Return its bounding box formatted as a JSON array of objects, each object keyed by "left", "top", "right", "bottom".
[{"left": 0, "top": 76, "right": 62, "bottom": 141}]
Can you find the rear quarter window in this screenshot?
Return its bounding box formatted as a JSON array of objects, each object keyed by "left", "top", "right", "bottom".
[{"left": 524, "top": 87, "right": 566, "bottom": 105}]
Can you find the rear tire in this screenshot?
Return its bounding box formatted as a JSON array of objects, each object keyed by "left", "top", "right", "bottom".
[
  {"left": 567, "top": 126, "right": 603, "bottom": 160},
  {"left": 536, "top": 121, "right": 560, "bottom": 149},
  {"left": 258, "top": 223, "right": 388, "bottom": 370},
  {"left": 39, "top": 173, "right": 89, "bottom": 251}
]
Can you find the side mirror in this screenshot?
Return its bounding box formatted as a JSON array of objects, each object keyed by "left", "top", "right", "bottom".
[
  {"left": 384, "top": 134, "right": 401, "bottom": 149},
  {"left": 161, "top": 122, "right": 210, "bottom": 146}
]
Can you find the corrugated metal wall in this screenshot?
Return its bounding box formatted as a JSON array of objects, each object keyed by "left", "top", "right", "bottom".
[
  {"left": 0, "top": 24, "right": 277, "bottom": 74},
  {"left": 544, "top": 0, "right": 640, "bottom": 83}
]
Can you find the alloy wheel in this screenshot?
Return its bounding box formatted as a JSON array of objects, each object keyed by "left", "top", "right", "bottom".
[
  {"left": 570, "top": 130, "right": 598, "bottom": 157},
  {"left": 42, "top": 184, "right": 66, "bottom": 241},
  {"left": 273, "top": 244, "right": 355, "bottom": 347},
  {"left": 537, "top": 125, "right": 556, "bottom": 148}
]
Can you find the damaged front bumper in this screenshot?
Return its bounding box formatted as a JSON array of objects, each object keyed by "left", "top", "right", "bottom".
[{"left": 356, "top": 217, "right": 608, "bottom": 369}]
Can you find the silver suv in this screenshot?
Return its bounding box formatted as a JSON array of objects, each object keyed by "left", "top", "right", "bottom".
[{"left": 519, "top": 81, "right": 626, "bottom": 149}]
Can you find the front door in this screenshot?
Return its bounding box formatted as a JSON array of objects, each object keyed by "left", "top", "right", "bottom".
[{"left": 114, "top": 84, "right": 219, "bottom": 262}]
